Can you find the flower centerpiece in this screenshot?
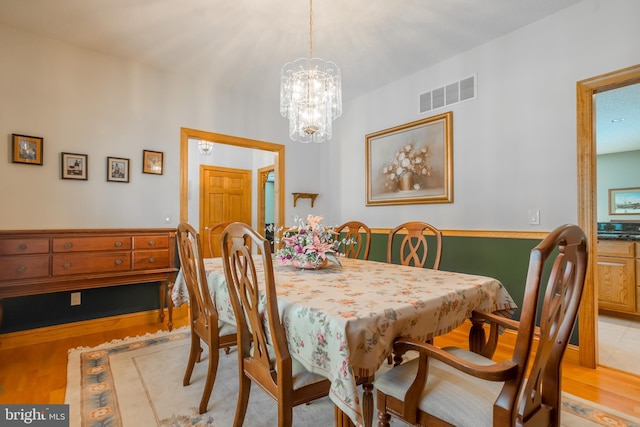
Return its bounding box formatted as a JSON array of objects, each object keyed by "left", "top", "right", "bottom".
[
  {"left": 381, "top": 143, "right": 432, "bottom": 192},
  {"left": 273, "top": 215, "right": 345, "bottom": 269}
]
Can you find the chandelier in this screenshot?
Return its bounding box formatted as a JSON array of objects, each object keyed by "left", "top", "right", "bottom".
[
  {"left": 198, "top": 140, "right": 213, "bottom": 156},
  {"left": 280, "top": 0, "right": 342, "bottom": 143}
]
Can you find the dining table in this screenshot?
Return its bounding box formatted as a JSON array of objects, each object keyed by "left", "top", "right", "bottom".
[{"left": 171, "top": 256, "right": 517, "bottom": 427}]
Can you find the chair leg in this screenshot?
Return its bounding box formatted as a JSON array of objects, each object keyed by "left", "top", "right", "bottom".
[
  {"left": 277, "top": 394, "right": 293, "bottom": 427},
  {"left": 183, "top": 334, "right": 200, "bottom": 386},
  {"left": 198, "top": 345, "right": 220, "bottom": 414},
  {"left": 233, "top": 373, "right": 251, "bottom": 427},
  {"left": 377, "top": 410, "right": 391, "bottom": 427}
]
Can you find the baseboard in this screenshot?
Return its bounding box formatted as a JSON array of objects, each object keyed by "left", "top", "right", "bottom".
[{"left": 0, "top": 305, "right": 189, "bottom": 350}]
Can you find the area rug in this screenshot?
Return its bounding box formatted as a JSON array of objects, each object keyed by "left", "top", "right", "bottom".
[{"left": 65, "top": 328, "right": 640, "bottom": 427}]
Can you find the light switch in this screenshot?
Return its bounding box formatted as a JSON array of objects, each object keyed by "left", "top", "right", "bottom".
[{"left": 528, "top": 209, "right": 540, "bottom": 225}]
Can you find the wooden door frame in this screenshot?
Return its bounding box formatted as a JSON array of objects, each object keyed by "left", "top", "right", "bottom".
[
  {"left": 257, "top": 165, "right": 274, "bottom": 238},
  {"left": 180, "top": 128, "right": 285, "bottom": 230},
  {"left": 577, "top": 64, "right": 640, "bottom": 368}
]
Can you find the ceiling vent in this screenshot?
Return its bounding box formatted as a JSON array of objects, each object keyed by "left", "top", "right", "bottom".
[{"left": 419, "top": 75, "right": 476, "bottom": 114}]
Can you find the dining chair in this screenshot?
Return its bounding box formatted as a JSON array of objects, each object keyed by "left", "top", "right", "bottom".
[
  {"left": 176, "top": 222, "right": 237, "bottom": 414},
  {"left": 221, "top": 222, "right": 331, "bottom": 427},
  {"left": 204, "top": 221, "right": 232, "bottom": 258},
  {"left": 386, "top": 221, "right": 443, "bottom": 270},
  {"left": 335, "top": 220, "right": 372, "bottom": 260},
  {"left": 375, "top": 223, "right": 588, "bottom": 427}
]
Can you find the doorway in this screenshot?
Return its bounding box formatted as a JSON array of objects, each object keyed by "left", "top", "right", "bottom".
[
  {"left": 577, "top": 64, "right": 640, "bottom": 368},
  {"left": 179, "top": 127, "right": 286, "bottom": 234}
]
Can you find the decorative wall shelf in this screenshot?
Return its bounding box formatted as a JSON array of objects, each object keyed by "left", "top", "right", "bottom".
[{"left": 292, "top": 193, "right": 318, "bottom": 207}]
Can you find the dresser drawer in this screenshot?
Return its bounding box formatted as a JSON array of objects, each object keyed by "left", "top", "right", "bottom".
[
  {"left": 0, "top": 238, "right": 49, "bottom": 255},
  {"left": 53, "top": 252, "right": 131, "bottom": 275},
  {"left": 134, "top": 235, "right": 169, "bottom": 249},
  {"left": 0, "top": 255, "right": 50, "bottom": 281},
  {"left": 133, "top": 250, "right": 170, "bottom": 270},
  {"left": 597, "top": 240, "right": 635, "bottom": 258},
  {"left": 53, "top": 236, "right": 132, "bottom": 252}
]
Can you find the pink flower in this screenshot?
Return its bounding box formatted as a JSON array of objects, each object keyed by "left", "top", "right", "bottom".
[{"left": 306, "top": 215, "right": 324, "bottom": 228}]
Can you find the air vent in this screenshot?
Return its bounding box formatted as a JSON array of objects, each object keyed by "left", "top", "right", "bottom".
[{"left": 419, "top": 75, "right": 476, "bottom": 113}]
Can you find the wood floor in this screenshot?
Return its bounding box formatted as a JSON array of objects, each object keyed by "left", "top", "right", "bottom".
[{"left": 1, "top": 317, "right": 639, "bottom": 421}]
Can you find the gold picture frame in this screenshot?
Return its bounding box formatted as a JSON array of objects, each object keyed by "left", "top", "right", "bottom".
[
  {"left": 142, "top": 150, "right": 163, "bottom": 175},
  {"left": 11, "top": 133, "right": 43, "bottom": 165},
  {"left": 366, "top": 112, "right": 453, "bottom": 206}
]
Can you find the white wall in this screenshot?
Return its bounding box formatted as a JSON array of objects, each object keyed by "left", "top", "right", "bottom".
[
  {"left": 2, "top": 0, "right": 639, "bottom": 232},
  {"left": 335, "top": 0, "right": 640, "bottom": 230},
  {"left": 0, "top": 24, "right": 300, "bottom": 229}
]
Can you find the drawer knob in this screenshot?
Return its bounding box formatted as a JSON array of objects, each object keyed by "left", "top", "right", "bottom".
[
  {"left": 115, "top": 259, "right": 122, "bottom": 265},
  {"left": 148, "top": 257, "right": 156, "bottom": 263},
  {"left": 148, "top": 240, "right": 156, "bottom": 246},
  {"left": 65, "top": 242, "right": 73, "bottom": 249},
  {"left": 64, "top": 263, "right": 71, "bottom": 269},
  {"left": 17, "top": 265, "right": 26, "bottom": 273},
  {"left": 18, "top": 244, "right": 27, "bottom": 251},
  {"left": 115, "top": 241, "right": 122, "bottom": 247}
]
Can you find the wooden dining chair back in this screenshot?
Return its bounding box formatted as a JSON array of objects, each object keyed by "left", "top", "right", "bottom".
[
  {"left": 221, "top": 222, "right": 331, "bottom": 427},
  {"left": 375, "top": 224, "right": 588, "bottom": 427},
  {"left": 387, "top": 221, "right": 443, "bottom": 269},
  {"left": 204, "top": 221, "right": 232, "bottom": 258},
  {"left": 176, "top": 222, "right": 237, "bottom": 414},
  {"left": 335, "top": 220, "right": 372, "bottom": 260}
]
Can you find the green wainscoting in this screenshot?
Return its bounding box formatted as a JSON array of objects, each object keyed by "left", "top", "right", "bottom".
[
  {"left": 368, "top": 232, "right": 542, "bottom": 321},
  {"left": 3, "top": 232, "right": 557, "bottom": 339}
]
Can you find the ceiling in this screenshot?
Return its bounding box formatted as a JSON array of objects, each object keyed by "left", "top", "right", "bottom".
[{"left": 0, "top": 0, "right": 636, "bottom": 153}]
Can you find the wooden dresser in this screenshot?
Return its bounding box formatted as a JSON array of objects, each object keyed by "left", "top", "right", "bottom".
[{"left": 0, "top": 228, "right": 178, "bottom": 328}]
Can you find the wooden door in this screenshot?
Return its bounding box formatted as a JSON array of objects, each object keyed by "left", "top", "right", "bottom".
[{"left": 199, "top": 165, "right": 252, "bottom": 257}]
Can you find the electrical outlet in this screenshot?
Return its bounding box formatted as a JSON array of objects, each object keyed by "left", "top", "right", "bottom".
[
  {"left": 528, "top": 209, "right": 540, "bottom": 225},
  {"left": 71, "top": 292, "right": 81, "bottom": 306}
]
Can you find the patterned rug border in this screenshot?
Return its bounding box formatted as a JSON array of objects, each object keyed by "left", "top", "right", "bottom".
[{"left": 65, "top": 328, "right": 640, "bottom": 427}]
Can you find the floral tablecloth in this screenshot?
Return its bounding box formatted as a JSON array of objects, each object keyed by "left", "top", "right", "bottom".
[{"left": 172, "top": 257, "right": 517, "bottom": 426}]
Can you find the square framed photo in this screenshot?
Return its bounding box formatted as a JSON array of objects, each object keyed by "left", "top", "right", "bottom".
[
  {"left": 142, "top": 150, "right": 163, "bottom": 175},
  {"left": 12, "top": 134, "right": 43, "bottom": 165},
  {"left": 61, "top": 152, "right": 88, "bottom": 180},
  {"left": 366, "top": 112, "right": 453, "bottom": 206},
  {"left": 107, "top": 157, "right": 130, "bottom": 183}
]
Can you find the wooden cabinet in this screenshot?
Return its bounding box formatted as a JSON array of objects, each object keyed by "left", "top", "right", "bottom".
[
  {"left": 0, "top": 228, "right": 178, "bottom": 328},
  {"left": 597, "top": 240, "right": 636, "bottom": 313}
]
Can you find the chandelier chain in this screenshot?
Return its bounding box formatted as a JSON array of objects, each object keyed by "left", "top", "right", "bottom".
[{"left": 308, "top": 0, "right": 313, "bottom": 60}]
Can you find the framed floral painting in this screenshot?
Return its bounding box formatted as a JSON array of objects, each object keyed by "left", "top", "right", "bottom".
[
  {"left": 366, "top": 112, "right": 453, "bottom": 206},
  {"left": 142, "top": 149, "right": 163, "bottom": 175}
]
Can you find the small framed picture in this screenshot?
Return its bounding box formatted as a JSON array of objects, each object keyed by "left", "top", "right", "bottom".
[
  {"left": 61, "top": 152, "right": 88, "bottom": 180},
  {"left": 107, "top": 157, "right": 130, "bottom": 183},
  {"left": 609, "top": 187, "right": 640, "bottom": 215},
  {"left": 12, "top": 134, "right": 43, "bottom": 165},
  {"left": 142, "top": 150, "right": 164, "bottom": 175}
]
